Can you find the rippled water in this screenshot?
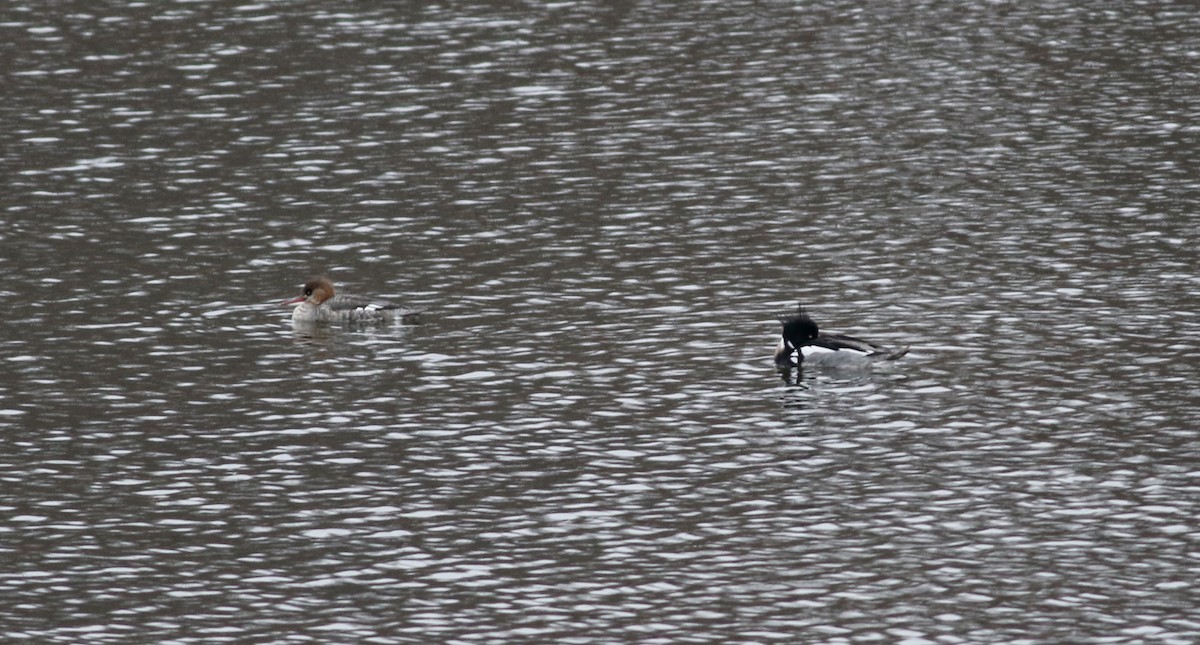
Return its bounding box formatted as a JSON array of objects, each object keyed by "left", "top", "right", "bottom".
[{"left": 3, "top": 0, "right": 1199, "bottom": 642}]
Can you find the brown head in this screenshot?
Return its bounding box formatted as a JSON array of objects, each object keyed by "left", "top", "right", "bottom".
[{"left": 283, "top": 276, "right": 336, "bottom": 306}]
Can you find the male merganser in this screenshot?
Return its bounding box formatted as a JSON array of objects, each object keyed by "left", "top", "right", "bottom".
[
  {"left": 283, "top": 276, "right": 423, "bottom": 324},
  {"left": 775, "top": 304, "right": 908, "bottom": 368}
]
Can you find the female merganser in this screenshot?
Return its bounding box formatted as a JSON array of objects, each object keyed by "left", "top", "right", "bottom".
[
  {"left": 775, "top": 304, "right": 908, "bottom": 368},
  {"left": 284, "top": 276, "right": 423, "bottom": 324}
]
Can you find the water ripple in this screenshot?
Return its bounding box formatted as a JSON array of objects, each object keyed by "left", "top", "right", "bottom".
[{"left": 2, "top": 0, "right": 1199, "bottom": 642}]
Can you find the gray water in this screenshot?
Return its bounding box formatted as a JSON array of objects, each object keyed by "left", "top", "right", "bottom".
[{"left": 3, "top": 1, "right": 1199, "bottom": 642}]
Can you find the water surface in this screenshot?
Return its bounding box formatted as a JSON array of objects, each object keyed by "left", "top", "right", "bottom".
[{"left": 2, "top": 1, "right": 1199, "bottom": 642}]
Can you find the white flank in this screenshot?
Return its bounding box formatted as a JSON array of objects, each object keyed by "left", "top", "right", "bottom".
[{"left": 800, "top": 345, "right": 867, "bottom": 358}]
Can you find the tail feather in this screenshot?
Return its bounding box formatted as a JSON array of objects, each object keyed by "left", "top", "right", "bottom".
[{"left": 870, "top": 345, "right": 909, "bottom": 361}]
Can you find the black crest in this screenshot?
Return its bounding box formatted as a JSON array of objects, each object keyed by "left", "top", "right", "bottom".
[{"left": 779, "top": 303, "right": 819, "bottom": 347}]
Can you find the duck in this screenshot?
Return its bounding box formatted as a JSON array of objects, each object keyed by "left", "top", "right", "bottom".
[
  {"left": 775, "top": 304, "right": 908, "bottom": 368},
  {"left": 283, "top": 276, "right": 423, "bottom": 325}
]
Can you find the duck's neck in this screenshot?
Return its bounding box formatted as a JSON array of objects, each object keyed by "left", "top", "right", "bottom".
[{"left": 291, "top": 300, "right": 322, "bottom": 321}]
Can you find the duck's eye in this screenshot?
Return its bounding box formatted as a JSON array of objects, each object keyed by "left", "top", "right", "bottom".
[{"left": 303, "top": 288, "right": 313, "bottom": 296}]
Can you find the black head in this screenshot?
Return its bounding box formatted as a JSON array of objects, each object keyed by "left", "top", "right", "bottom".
[{"left": 779, "top": 304, "right": 819, "bottom": 348}]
